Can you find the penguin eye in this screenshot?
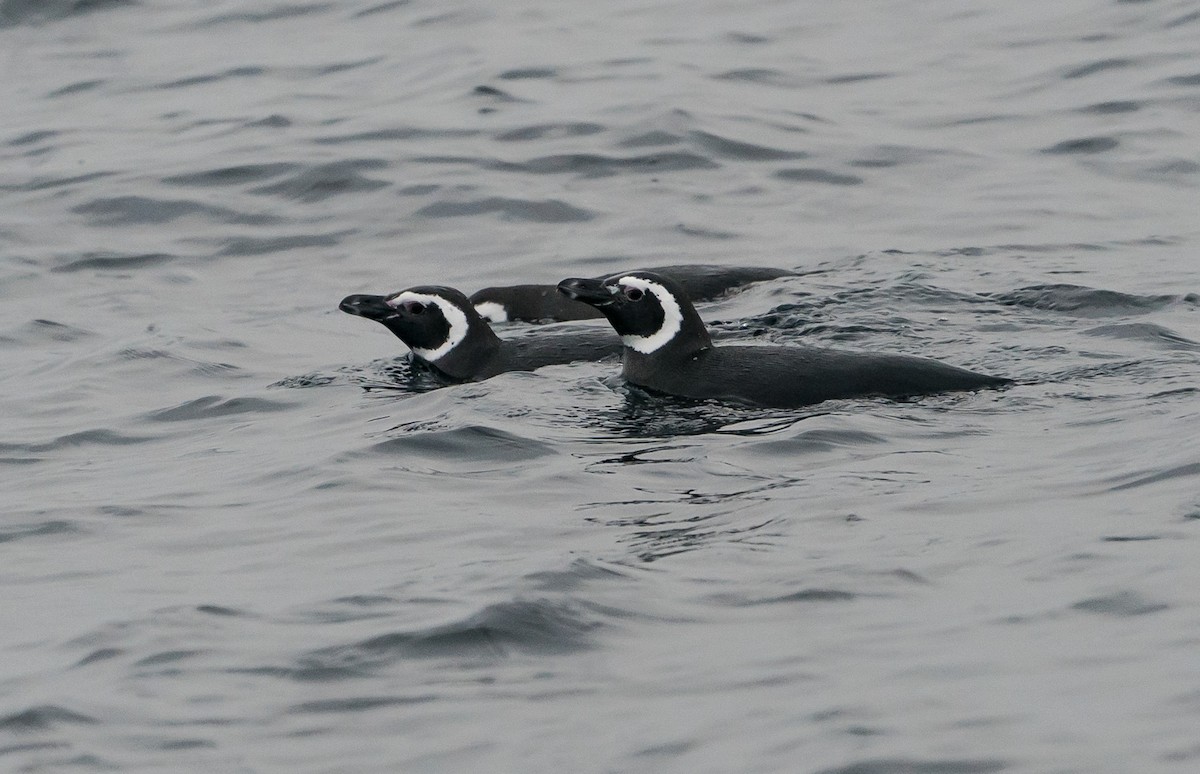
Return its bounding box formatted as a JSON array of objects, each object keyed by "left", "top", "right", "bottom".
[
  {"left": 624, "top": 287, "right": 644, "bottom": 302},
  {"left": 405, "top": 301, "right": 426, "bottom": 314}
]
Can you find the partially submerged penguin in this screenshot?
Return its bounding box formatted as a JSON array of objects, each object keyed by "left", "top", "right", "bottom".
[
  {"left": 340, "top": 286, "right": 620, "bottom": 382},
  {"left": 471, "top": 264, "right": 796, "bottom": 323},
  {"left": 557, "top": 271, "right": 1011, "bottom": 408}
]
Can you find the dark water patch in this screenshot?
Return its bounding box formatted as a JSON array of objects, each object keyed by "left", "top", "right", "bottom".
[
  {"left": 775, "top": 168, "right": 864, "bottom": 185},
  {"left": 1166, "top": 9, "right": 1200, "bottom": 28},
  {"left": 825, "top": 72, "right": 891, "bottom": 84},
  {"left": 618, "top": 130, "right": 682, "bottom": 148},
  {"left": 196, "top": 605, "right": 244, "bottom": 617},
  {"left": 713, "top": 68, "right": 797, "bottom": 87},
  {"left": 1042, "top": 136, "right": 1119, "bottom": 154},
  {"left": 487, "top": 151, "right": 719, "bottom": 177},
  {"left": 247, "top": 159, "right": 389, "bottom": 202},
  {"left": 676, "top": 223, "right": 738, "bottom": 239},
  {"left": 8, "top": 318, "right": 95, "bottom": 343},
  {"left": 364, "top": 425, "right": 556, "bottom": 462},
  {"left": 1108, "top": 462, "right": 1200, "bottom": 492},
  {"left": 472, "top": 84, "right": 522, "bottom": 101},
  {"left": 305, "top": 56, "right": 383, "bottom": 77},
  {"left": 1063, "top": 57, "right": 1136, "bottom": 79},
  {"left": 1082, "top": 323, "right": 1200, "bottom": 350},
  {"left": 74, "top": 648, "right": 122, "bottom": 667},
  {"left": 0, "top": 0, "right": 131, "bottom": 27},
  {"left": 51, "top": 251, "right": 176, "bottom": 272},
  {"left": 816, "top": 760, "right": 1008, "bottom": 774},
  {"left": 23, "top": 429, "right": 163, "bottom": 452},
  {"left": 134, "top": 650, "right": 201, "bottom": 667},
  {"left": 353, "top": 0, "right": 411, "bottom": 18},
  {"left": 72, "top": 196, "right": 278, "bottom": 226},
  {"left": 147, "top": 395, "right": 295, "bottom": 422},
  {"left": 313, "top": 127, "right": 479, "bottom": 145},
  {"left": 499, "top": 67, "right": 556, "bottom": 80},
  {"left": 988, "top": 284, "right": 1187, "bottom": 316},
  {"left": 217, "top": 230, "right": 353, "bottom": 256},
  {"left": 0, "top": 520, "right": 78, "bottom": 544},
  {"left": 246, "top": 114, "right": 291, "bottom": 128},
  {"left": 399, "top": 183, "right": 439, "bottom": 195},
  {"left": 8, "top": 130, "right": 58, "bottom": 146},
  {"left": 524, "top": 559, "right": 631, "bottom": 591},
  {"left": 415, "top": 197, "right": 593, "bottom": 222},
  {"left": 495, "top": 123, "right": 605, "bottom": 142},
  {"left": 1101, "top": 535, "right": 1161, "bottom": 542},
  {"left": 162, "top": 162, "right": 298, "bottom": 187},
  {"left": 1079, "top": 100, "right": 1141, "bottom": 114},
  {"left": 154, "top": 66, "right": 267, "bottom": 90},
  {"left": 293, "top": 599, "right": 601, "bottom": 676},
  {"left": 47, "top": 79, "right": 105, "bottom": 97},
  {"left": 5, "top": 170, "right": 114, "bottom": 192},
  {"left": 744, "top": 428, "right": 888, "bottom": 456},
  {"left": 688, "top": 130, "right": 808, "bottom": 160},
  {"left": 291, "top": 695, "right": 435, "bottom": 713},
  {"left": 1072, "top": 591, "right": 1168, "bottom": 617},
  {"left": 1164, "top": 73, "right": 1200, "bottom": 87},
  {"left": 0, "top": 705, "right": 97, "bottom": 732},
  {"left": 196, "top": 3, "right": 332, "bottom": 26}
]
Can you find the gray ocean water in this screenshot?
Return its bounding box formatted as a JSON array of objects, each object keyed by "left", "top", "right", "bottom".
[{"left": 3, "top": 1, "right": 1200, "bottom": 771}]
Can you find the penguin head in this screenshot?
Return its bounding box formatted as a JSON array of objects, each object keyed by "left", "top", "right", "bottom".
[
  {"left": 556, "top": 270, "right": 711, "bottom": 356},
  {"left": 339, "top": 286, "right": 500, "bottom": 378}
]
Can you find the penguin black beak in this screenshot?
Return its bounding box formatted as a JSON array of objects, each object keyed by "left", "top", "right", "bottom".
[
  {"left": 557, "top": 277, "right": 615, "bottom": 306},
  {"left": 339, "top": 294, "right": 396, "bottom": 321}
]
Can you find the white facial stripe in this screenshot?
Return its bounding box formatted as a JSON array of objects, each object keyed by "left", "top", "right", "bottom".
[
  {"left": 616, "top": 275, "right": 682, "bottom": 354},
  {"left": 473, "top": 301, "right": 508, "bottom": 323},
  {"left": 388, "top": 291, "right": 469, "bottom": 361}
]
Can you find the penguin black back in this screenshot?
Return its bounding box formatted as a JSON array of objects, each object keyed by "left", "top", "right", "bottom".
[
  {"left": 558, "top": 271, "right": 1011, "bottom": 408},
  {"left": 471, "top": 264, "right": 795, "bottom": 323}
]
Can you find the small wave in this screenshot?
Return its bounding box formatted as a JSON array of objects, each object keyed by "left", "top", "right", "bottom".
[
  {"left": 146, "top": 395, "right": 295, "bottom": 422},
  {"left": 72, "top": 197, "right": 278, "bottom": 226},
  {"left": 152, "top": 66, "right": 266, "bottom": 91},
  {"left": 415, "top": 197, "right": 593, "bottom": 223},
  {"left": 814, "top": 759, "right": 1008, "bottom": 774},
  {"left": 1072, "top": 591, "right": 1169, "bottom": 617},
  {"left": 195, "top": 3, "right": 332, "bottom": 27},
  {"left": 248, "top": 159, "right": 389, "bottom": 202},
  {"left": 495, "top": 123, "right": 605, "bottom": 142},
  {"left": 51, "top": 251, "right": 176, "bottom": 272},
  {"left": 1041, "top": 136, "right": 1120, "bottom": 154},
  {"left": 688, "top": 130, "right": 808, "bottom": 161},
  {"left": 0, "top": 520, "right": 78, "bottom": 544},
  {"left": 290, "top": 598, "right": 602, "bottom": 677},
  {"left": 216, "top": 230, "right": 354, "bottom": 257},
  {"left": 1082, "top": 323, "right": 1200, "bottom": 351},
  {"left": 0, "top": 705, "right": 97, "bottom": 732},
  {"left": 363, "top": 425, "right": 556, "bottom": 463},
  {"left": 485, "top": 151, "right": 718, "bottom": 177},
  {"left": 989, "top": 284, "right": 1192, "bottom": 316},
  {"left": 162, "top": 162, "right": 299, "bottom": 187},
  {"left": 775, "top": 168, "right": 864, "bottom": 185},
  {"left": 0, "top": 0, "right": 131, "bottom": 28}
]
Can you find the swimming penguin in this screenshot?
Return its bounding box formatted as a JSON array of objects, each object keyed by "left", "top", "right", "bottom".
[
  {"left": 339, "top": 286, "right": 621, "bottom": 382},
  {"left": 471, "top": 264, "right": 796, "bottom": 323},
  {"left": 556, "top": 271, "right": 1011, "bottom": 408}
]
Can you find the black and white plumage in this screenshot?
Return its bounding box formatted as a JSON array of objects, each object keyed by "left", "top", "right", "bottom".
[
  {"left": 339, "top": 286, "right": 620, "bottom": 382},
  {"left": 471, "top": 264, "right": 796, "bottom": 323},
  {"left": 556, "top": 271, "right": 1011, "bottom": 408}
]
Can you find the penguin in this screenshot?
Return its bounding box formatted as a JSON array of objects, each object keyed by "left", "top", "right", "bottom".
[
  {"left": 339, "top": 286, "right": 621, "bottom": 382},
  {"left": 471, "top": 264, "right": 796, "bottom": 323},
  {"left": 556, "top": 271, "right": 1011, "bottom": 408}
]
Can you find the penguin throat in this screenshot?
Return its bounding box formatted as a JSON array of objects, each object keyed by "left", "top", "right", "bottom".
[
  {"left": 617, "top": 276, "right": 683, "bottom": 355},
  {"left": 390, "top": 291, "right": 470, "bottom": 361}
]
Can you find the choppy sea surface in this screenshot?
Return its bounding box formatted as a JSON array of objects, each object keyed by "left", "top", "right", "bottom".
[{"left": 3, "top": 1, "right": 1199, "bottom": 771}]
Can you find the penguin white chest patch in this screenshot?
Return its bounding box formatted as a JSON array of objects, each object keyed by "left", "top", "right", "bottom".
[
  {"left": 615, "top": 276, "right": 683, "bottom": 354},
  {"left": 388, "top": 291, "right": 469, "bottom": 361}
]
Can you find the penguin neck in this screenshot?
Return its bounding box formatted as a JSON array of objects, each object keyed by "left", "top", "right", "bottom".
[
  {"left": 422, "top": 320, "right": 502, "bottom": 381},
  {"left": 620, "top": 308, "right": 712, "bottom": 364}
]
